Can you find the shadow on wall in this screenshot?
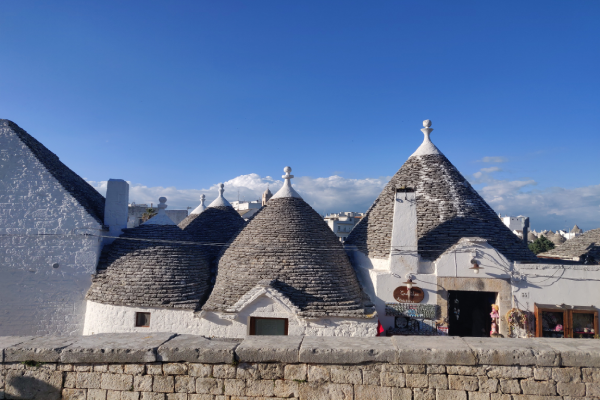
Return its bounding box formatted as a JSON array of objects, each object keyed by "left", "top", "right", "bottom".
[{"left": 5, "top": 370, "right": 62, "bottom": 400}]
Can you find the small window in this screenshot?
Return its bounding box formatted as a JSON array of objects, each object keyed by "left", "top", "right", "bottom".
[
  {"left": 135, "top": 312, "right": 151, "bottom": 327},
  {"left": 249, "top": 317, "right": 288, "bottom": 335}
]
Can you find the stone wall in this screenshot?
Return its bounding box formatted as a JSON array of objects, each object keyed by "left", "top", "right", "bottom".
[{"left": 2, "top": 334, "right": 600, "bottom": 399}]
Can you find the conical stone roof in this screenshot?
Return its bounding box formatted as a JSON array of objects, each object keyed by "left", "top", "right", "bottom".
[
  {"left": 86, "top": 198, "right": 210, "bottom": 309},
  {"left": 346, "top": 121, "right": 538, "bottom": 263},
  {"left": 178, "top": 184, "right": 245, "bottom": 263},
  {"left": 549, "top": 232, "right": 566, "bottom": 246},
  {"left": 203, "top": 167, "right": 368, "bottom": 318},
  {"left": 527, "top": 231, "right": 538, "bottom": 242},
  {"left": 571, "top": 224, "right": 583, "bottom": 234},
  {"left": 539, "top": 228, "right": 600, "bottom": 264}
]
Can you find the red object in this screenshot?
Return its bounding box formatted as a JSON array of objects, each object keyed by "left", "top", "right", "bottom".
[{"left": 377, "top": 320, "right": 385, "bottom": 336}]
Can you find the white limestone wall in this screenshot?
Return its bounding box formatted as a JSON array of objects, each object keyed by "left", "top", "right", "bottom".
[
  {"left": 0, "top": 128, "right": 103, "bottom": 336},
  {"left": 83, "top": 296, "right": 378, "bottom": 338},
  {"left": 435, "top": 239, "right": 512, "bottom": 280},
  {"left": 513, "top": 264, "right": 600, "bottom": 312}
]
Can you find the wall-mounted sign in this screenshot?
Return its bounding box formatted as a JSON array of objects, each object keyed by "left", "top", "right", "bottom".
[{"left": 393, "top": 286, "right": 424, "bottom": 303}]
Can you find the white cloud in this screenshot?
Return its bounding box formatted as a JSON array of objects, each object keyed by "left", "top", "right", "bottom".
[{"left": 477, "top": 156, "right": 509, "bottom": 163}]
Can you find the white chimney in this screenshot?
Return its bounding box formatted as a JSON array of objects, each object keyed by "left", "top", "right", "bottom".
[
  {"left": 389, "top": 186, "right": 419, "bottom": 274},
  {"left": 103, "top": 179, "right": 129, "bottom": 244}
]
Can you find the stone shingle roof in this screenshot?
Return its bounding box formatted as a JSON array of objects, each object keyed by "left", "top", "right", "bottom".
[
  {"left": 203, "top": 197, "right": 369, "bottom": 318},
  {"left": 571, "top": 224, "right": 583, "bottom": 234},
  {"left": 86, "top": 224, "right": 211, "bottom": 309},
  {"left": 2, "top": 119, "right": 105, "bottom": 225},
  {"left": 345, "top": 152, "right": 538, "bottom": 263},
  {"left": 178, "top": 206, "right": 246, "bottom": 263},
  {"left": 538, "top": 228, "right": 600, "bottom": 264}
]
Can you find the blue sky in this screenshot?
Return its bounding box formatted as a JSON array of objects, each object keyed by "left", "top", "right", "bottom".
[{"left": 1, "top": 1, "right": 599, "bottom": 231}]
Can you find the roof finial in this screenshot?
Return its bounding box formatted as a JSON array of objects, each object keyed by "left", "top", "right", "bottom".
[
  {"left": 157, "top": 197, "right": 167, "bottom": 215},
  {"left": 208, "top": 183, "right": 233, "bottom": 208},
  {"left": 200, "top": 194, "right": 206, "bottom": 205},
  {"left": 271, "top": 166, "right": 302, "bottom": 199},
  {"left": 218, "top": 183, "right": 225, "bottom": 198},
  {"left": 142, "top": 197, "right": 176, "bottom": 225},
  {"left": 410, "top": 119, "right": 442, "bottom": 157}
]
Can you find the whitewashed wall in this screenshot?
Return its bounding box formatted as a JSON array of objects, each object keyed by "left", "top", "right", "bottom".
[
  {"left": 0, "top": 129, "right": 103, "bottom": 336},
  {"left": 83, "top": 295, "right": 378, "bottom": 338}
]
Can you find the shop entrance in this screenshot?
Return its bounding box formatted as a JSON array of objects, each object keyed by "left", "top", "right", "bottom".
[{"left": 448, "top": 290, "right": 497, "bottom": 337}]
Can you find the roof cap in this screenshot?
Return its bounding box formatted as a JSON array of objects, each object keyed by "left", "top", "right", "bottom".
[
  {"left": 191, "top": 194, "right": 207, "bottom": 215},
  {"left": 271, "top": 166, "right": 302, "bottom": 199},
  {"left": 410, "top": 119, "right": 443, "bottom": 158},
  {"left": 143, "top": 197, "right": 176, "bottom": 225},
  {"left": 208, "top": 183, "right": 232, "bottom": 208}
]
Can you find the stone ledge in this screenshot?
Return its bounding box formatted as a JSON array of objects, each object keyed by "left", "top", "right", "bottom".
[{"left": 2, "top": 334, "right": 600, "bottom": 366}]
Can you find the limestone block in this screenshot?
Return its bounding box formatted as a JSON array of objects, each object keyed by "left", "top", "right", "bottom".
[
  {"left": 94, "top": 365, "right": 109, "bottom": 373},
  {"left": 107, "top": 391, "right": 121, "bottom": 400},
  {"left": 284, "top": 364, "right": 307, "bottom": 381},
  {"left": 462, "top": 338, "right": 559, "bottom": 367},
  {"left": 392, "top": 387, "right": 412, "bottom": 400},
  {"left": 406, "top": 374, "right": 429, "bottom": 388},
  {"left": 108, "top": 365, "right": 124, "bottom": 374},
  {"left": 586, "top": 382, "right": 600, "bottom": 397},
  {"left": 404, "top": 365, "right": 427, "bottom": 374},
  {"left": 448, "top": 375, "right": 478, "bottom": 391},
  {"left": 486, "top": 366, "right": 533, "bottom": 379},
  {"left": 141, "top": 393, "right": 166, "bottom": 400},
  {"left": 446, "top": 366, "right": 488, "bottom": 376},
  {"left": 392, "top": 337, "right": 475, "bottom": 366},
  {"left": 250, "top": 364, "right": 279, "bottom": 381},
  {"left": 436, "top": 389, "right": 468, "bottom": 400},
  {"left": 557, "top": 382, "right": 585, "bottom": 397},
  {"left": 245, "top": 380, "right": 274, "bottom": 397},
  {"left": 234, "top": 336, "right": 302, "bottom": 364},
  {"left": 4, "top": 336, "right": 75, "bottom": 362},
  {"left": 62, "top": 333, "right": 175, "bottom": 363},
  {"left": 213, "top": 364, "right": 236, "bottom": 379},
  {"left": 429, "top": 374, "right": 448, "bottom": 389},
  {"left": 477, "top": 378, "right": 498, "bottom": 393},
  {"left": 195, "top": 378, "right": 223, "bottom": 395},
  {"left": 145, "top": 364, "right": 163, "bottom": 376},
  {"left": 163, "top": 363, "right": 187, "bottom": 375},
  {"left": 427, "top": 365, "right": 446, "bottom": 374},
  {"left": 362, "top": 369, "right": 381, "bottom": 386},
  {"left": 583, "top": 368, "right": 600, "bottom": 383},
  {"left": 76, "top": 372, "right": 102, "bottom": 388},
  {"left": 298, "top": 382, "right": 353, "bottom": 400},
  {"left": 533, "top": 367, "right": 552, "bottom": 381},
  {"left": 157, "top": 335, "right": 239, "bottom": 364},
  {"left": 153, "top": 375, "right": 175, "bottom": 393},
  {"left": 100, "top": 373, "right": 134, "bottom": 391},
  {"left": 467, "top": 392, "right": 490, "bottom": 400},
  {"left": 189, "top": 364, "right": 212, "bottom": 378},
  {"left": 381, "top": 371, "right": 406, "bottom": 387},
  {"left": 355, "top": 385, "right": 392, "bottom": 400},
  {"left": 65, "top": 371, "right": 77, "bottom": 388},
  {"left": 74, "top": 365, "right": 93, "bottom": 372},
  {"left": 274, "top": 379, "right": 300, "bottom": 397},
  {"left": 134, "top": 375, "right": 153, "bottom": 392},
  {"left": 174, "top": 375, "right": 195, "bottom": 393},
  {"left": 511, "top": 396, "right": 562, "bottom": 400},
  {"left": 62, "top": 388, "right": 87, "bottom": 400},
  {"left": 236, "top": 363, "right": 259, "bottom": 380},
  {"left": 88, "top": 388, "right": 108, "bottom": 400},
  {"left": 552, "top": 367, "right": 581, "bottom": 383},
  {"left": 224, "top": 379, "right": 246, "bottom": 396},
  {"left": 4, "top": 369, "right": 62, "bottom": 400},
  {"left": 121, "top": 392, "right": 141, "bottom": 400},
  {"left": 546, "top": 339, "right": 600, "bottom": 367},
  {"left": 499, "top": 379, "right": 521, "bottom": 394},
  {"left": 520, "top": 379, "right": 556, "bottom": 396},
  {"left": 60, "top": 364, "right": 75, "bottom": 371},
  {"left": 166, "top": 394, "right": 186, "bottom": 400},
  {"left": 0, "top": 336, "right": 35, "bottom": 362},
  {"left": 187, "top": 395, "right": 212, "bottom": 400},
  {"left": 490, "top": 394, "right": 511, "bottom": 400},
  {"left": 300, "top": 336, "right": 396, "bottom": 364},
  {"left": 308, "top": 365, "right": 330, "bottom": 383},
  {"left": 414, "top": 388, "right": 436, "bottom": 400},
  {"left": 330, "top": 366, "right": 362, "bottom": 385}
]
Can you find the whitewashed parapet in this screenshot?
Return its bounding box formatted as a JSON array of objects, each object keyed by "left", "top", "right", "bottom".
[{"left": 3, "top": 334, "right": 600, "bottom": 367}]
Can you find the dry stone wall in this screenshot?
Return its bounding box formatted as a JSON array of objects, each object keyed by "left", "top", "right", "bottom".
[{"left": 2, "top": 334, "right": 600, "bottom": 399}]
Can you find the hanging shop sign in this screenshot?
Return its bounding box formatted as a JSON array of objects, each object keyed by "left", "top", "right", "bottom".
[
  {"left": 385, "top": 303, "right": 439, "bottom": 320},
  {"left": 393, "top": 286, "right": 424, "bottom": 303}
]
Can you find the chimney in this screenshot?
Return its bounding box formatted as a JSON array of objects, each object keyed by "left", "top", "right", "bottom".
[
  {"left": 103, "top": 179, "right": 129, "bottom": 245},
  {"left": 389, "top": 186, "right": 419, "bottom": 274},
  {"left": 521, "top": 216, "right": 530, "bottom": 246}
]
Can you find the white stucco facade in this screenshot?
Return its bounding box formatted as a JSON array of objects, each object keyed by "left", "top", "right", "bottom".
[{"left": 0, "top": 129, "right": 103, "bottom": 336}]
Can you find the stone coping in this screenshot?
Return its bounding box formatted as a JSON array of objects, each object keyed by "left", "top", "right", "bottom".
[{"left": 1, "top": 334, "right": 599, "bottom": 367}]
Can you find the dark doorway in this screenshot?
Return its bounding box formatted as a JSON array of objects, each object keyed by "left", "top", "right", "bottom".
[{"left": 448, "top": 290, "right": 497, "bottom": 337}]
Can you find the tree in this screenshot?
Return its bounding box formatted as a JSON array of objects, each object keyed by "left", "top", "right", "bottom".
[
  {"left": 141, "top": 207, "right": 157, "bottom": 222},
  {"left": 528, "top": 236, "right": 555, "bottom": 255}
]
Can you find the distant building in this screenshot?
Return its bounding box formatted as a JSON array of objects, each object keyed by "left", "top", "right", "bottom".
[
  {"left": 127, "top": 203, "right": 188, "bottom": 228},
  {"left": 230, "top": 200, "right": 262, "bottom": 220},
  {"left": 324, "top": 212, "right": 365, "bottom": 242}
]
